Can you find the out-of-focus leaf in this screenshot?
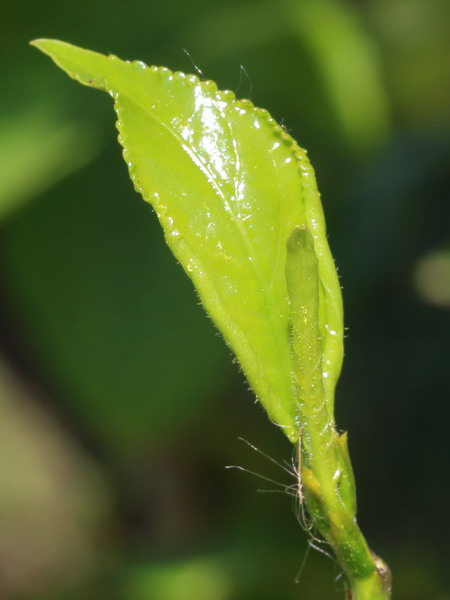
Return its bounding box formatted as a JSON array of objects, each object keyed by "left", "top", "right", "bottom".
[
  {"left": 0, "top": 109, "right": 99, "bottom": 221},
  {"left": 370, "top": 0, "right": 450, "bottom": 129},
  {"left": 0, "top": 151, "right": 229, "bottom": 453},
  {"left": 414, "top": 248, "right": 450, "bottom": 307},
  {"left": 0, "top": 353, "right": 109, "bottom": 597},
  {"left": 287, "top": 0, "right": 391, "bottom": 152},
  {"left": 123, "top": 558, "right": 232, "bottom": 600},
  {"left": 31, "top": 39, "right": 344, "bottom": 442}
]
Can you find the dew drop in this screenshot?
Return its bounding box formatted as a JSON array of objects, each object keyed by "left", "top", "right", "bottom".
[
  {"left": 186, "top": 74, "right": 199, "bottom": 86},
  {"left": 221, "top": 89, "right": 235, "bottom": 102},
  {"left": 157, "top": 202, "right": 167, "bottom": 215},
  {"left": 333, "top": 468, "right": 342, "bottom": 482},
  {"left": 202, "top": 80, "right": 217, "bottom": 92},
  {"left": 239, "top": 98, "right": 254, "bottom": 110},
  {"left": 186, "top": 259, "right": 195, "bottom": 273},
  {"left": 255, "top": 107, "right": 269, "bottom": 118}
]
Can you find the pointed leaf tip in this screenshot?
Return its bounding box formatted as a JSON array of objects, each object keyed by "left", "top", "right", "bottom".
[
  {"left": 29, "top": 39, "right": 114, "bottom": 91},
  {"left": 286, "top": 225, "right": 315, "bottom": 255},
  {"left": 30, "top": 38, "right": 68, "bottom": 54}
]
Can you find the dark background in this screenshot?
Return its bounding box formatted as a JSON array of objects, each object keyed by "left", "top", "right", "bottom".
[{"left": 1, "top": 0, "right": 449, "bottom": 598}]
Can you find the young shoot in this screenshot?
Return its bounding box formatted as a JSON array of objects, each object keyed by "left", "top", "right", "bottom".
[{"left": 31, "top": 39, "right": 391, "bottom": 600}]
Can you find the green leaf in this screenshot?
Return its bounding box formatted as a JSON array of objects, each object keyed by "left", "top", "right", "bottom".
[{"left": 31, "top": 39, "right": 343, "bottom": 443}]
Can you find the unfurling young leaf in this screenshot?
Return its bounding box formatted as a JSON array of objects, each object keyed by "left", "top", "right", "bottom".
[{"left": 31, "top": 40, "right": 390, "bottom": 599}]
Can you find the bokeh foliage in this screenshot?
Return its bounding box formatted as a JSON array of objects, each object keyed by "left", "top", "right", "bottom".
[{"left": 0, "top": 0, "right": 449, "bottom": 598}]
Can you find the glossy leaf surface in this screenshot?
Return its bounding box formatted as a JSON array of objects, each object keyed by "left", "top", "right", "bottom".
[{"left": 32, "top": 39, "right": 343, "bottom": 442}]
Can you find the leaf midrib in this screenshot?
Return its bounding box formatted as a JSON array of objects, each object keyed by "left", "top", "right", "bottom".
[{"left": 112, "top": 69, "right": 296, "bottom": 409}]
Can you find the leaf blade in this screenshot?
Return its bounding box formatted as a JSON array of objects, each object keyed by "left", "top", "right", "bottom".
[{"left": 32, "top": 39, "right": 344, "bottom": 442}]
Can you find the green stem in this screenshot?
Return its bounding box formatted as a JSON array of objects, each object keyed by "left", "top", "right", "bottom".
[
  {"left": 301, "top": 432, "right": 391, "bottom": 597},
  {"left": 348, "top": 561, "right": 391, "bottom": 600},
  {"left": 299, "top": 431, "right": 391, "bottom": 599},
  {"left": 286, "top": 226, "right": 391, "bottom": 599}
]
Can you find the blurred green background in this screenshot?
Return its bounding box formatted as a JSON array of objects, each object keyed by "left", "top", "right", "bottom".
[{"left": 1, "top": 0, "right": 449, "bottom": 598}]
